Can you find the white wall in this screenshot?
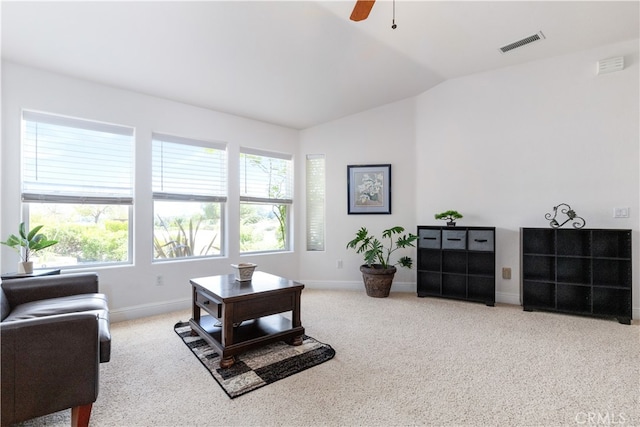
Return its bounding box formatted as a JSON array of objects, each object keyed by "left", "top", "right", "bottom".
[
  {"left": 3, "top": 37, "right": 639, "bottom": 320},
  {"left": 1, "top": 62, "right": 300, "bottom": 321},
  {"left": 415, "top": 39, "right": 639, "bottom": 311},
  {"left": 297, "top": 39, "right": 639, "bottom": 319},
  {"left": 297, "top": 98, "right": 418, "bottom": 290}
]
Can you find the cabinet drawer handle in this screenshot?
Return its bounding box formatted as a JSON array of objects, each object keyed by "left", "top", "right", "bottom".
[
  {"left": 447, "top": 238, "right": 462, "bottom": 241},
  {"left": 474, "top": 239, "right": 488, "bottom": 243},
  {"left": 423, "top": 237, "right": 437, "bottom": 240}
]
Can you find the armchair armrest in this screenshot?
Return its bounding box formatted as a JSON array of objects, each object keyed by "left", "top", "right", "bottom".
[
  {"left": 1, "top": 312, "right": 100, "bottom": 425},
  {"left": 1, "top": 273, "right": 98, "bottom": 307}
]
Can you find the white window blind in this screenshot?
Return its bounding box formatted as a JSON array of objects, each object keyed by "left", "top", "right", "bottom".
[
  {"left": 240, "top": 148, "right": 293, "bottom": 204},
  {"left": 306, "top": 154, "right": 325, "bottom": 251},
  {"left": 152, "top": 133, "right": 227, "bottom": 202},
  {"left": 22, "top": 111, "right": 134, "bottom": 204}
]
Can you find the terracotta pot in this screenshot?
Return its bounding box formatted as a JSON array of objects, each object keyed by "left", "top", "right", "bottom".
[{"left": 359, "top": 264, "right": 396, "bottom": 298}]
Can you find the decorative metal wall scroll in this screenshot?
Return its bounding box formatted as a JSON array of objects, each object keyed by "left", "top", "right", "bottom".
[{"left": 545, "top": 203, "right": 586, "bottom": 229}]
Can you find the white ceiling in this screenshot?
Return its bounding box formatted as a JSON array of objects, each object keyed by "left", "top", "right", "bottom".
[{"left": 2, "top": 1, "right": 639, "bottom": 129}]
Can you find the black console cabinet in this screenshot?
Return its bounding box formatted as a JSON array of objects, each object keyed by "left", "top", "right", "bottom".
[
  {"left": 417, "top": 226, "right": 495, "bottom": 306},
  {"left": 521, "top": 228, "right": 632, "bottom": 324}
]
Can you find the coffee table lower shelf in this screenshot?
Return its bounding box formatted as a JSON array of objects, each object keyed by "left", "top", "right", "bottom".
[{"left": 189, "top": 314, "right": 305, "bottom": 367}]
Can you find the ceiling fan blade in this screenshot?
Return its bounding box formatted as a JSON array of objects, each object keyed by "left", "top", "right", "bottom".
[{"left": 350, "top": 0, "right": 375, "bottom": 22}]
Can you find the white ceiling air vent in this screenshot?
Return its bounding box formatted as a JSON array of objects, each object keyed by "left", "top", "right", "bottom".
[
  {"left": 499, "top": 31, "right": 545, "bottom": 54},
  {"left": 597, "top": 57, "right": 625, "bottom": 75}
]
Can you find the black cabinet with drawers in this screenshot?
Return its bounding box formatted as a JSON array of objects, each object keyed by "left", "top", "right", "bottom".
[
  {"left": 417, "top": 226, "right": 496, "bottom": 306},
  {"left": 521, "top": 228, "right": 632, "bottom": 324}
]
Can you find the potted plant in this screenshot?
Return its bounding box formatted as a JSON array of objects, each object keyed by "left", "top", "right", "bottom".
[
  {"left": 346, "top": 226, "right": 418, "bottom": 298},
  {"left": 1, "top": 222, "right": 58, "bottom": 274},
  {"left": 434, "top": 210, "right": 463, "bottom": 226}
]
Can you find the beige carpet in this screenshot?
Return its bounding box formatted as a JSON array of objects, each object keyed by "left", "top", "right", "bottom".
[{"left": 16, "top": 289, "right": 640, "bottom": 426}]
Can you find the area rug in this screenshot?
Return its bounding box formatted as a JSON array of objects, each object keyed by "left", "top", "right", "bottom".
[{"left": 174, "top": 321, "right": 335, "bottom": 398}]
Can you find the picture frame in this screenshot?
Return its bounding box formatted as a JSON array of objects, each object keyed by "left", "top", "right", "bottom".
[{"left": 347, "top": 164, "right": 391, "bottom": 214}]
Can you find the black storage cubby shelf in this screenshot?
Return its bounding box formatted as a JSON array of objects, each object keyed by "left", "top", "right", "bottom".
[
  {"left": 417, "top": 226, "right": 495, "bottom": 306},
  {"left": 521, "top": 228, "right": 632, "bottom": 324}
]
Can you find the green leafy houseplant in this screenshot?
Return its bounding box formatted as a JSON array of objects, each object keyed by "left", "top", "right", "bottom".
[
  {"left": 346, "top": 226, "right": 418, "bottom": 269},
  {"left": 154, "top": 215, "right": 218, "bottom": 258},
  {"left": 1, "top": 222, "right": 58, "bottom": 262},
  {"left": 434, "top": 210, "right": 463, "bottom": 226}
]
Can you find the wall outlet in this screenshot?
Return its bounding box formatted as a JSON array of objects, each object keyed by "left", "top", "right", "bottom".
[
  {"left": 337, "top": 260, "right": 343, "bottom": 269},
  {"left": 502, "top": 267, "right": 511, "bottom": 280},
  {"left": 613, "top": 207, "right": 630, "bottom": 218},
  {"left": 156, "top": 275, "right": 164, "bottom": 286}
]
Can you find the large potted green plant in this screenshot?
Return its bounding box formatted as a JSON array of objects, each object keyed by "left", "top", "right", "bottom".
[
  {"left": 1, "top": 222, "right": 58, "bottom": 274},
  {"left": 346, "top": 226, "right": 418, "bottom": 297}
]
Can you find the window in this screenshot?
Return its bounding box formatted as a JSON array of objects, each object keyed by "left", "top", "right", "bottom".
[
  {"left": 240, "top": 148, "right": 293, "bottom": 253},
  {"left": 22, "top": 111, "right": 134, "bottom": 268},
  {"left": 152, "top": 134, "right": 226, "bottom": 260},
  {"left": 306, "top": 154, "right": 325, "bottom": 251}
]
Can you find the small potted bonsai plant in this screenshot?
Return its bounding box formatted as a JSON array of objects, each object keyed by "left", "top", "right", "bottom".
[
  {"left": 346, "top": 226, "right": 418, "bottom": 298},
  {"left": 434, "top": 210, "right": 463, "bottom": 227},
  {"left": 1, "top": 222, "right": 58, "bottom": 274}
]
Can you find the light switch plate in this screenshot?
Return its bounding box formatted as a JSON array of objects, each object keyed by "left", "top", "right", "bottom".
[{"left": 613, "top": 207, "right": 630, "bottom": 218}]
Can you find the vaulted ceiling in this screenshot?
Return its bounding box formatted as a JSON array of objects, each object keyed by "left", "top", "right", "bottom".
[{"left": 2, "top": 1, "right": 639, "bottom": 129}]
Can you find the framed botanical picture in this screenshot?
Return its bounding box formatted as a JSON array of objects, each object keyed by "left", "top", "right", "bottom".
[{"left": 347, "top": 164, "right": 391, "bottom": 214}]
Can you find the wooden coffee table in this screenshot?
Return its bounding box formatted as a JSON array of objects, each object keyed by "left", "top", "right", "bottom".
[{"left": 189, "top": 272, "right": 305, "bottom": 368}]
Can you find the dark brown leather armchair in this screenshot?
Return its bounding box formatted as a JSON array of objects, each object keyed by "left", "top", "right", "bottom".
[{"left": 1, "top": 273, "right": 111, "bottom": 427}]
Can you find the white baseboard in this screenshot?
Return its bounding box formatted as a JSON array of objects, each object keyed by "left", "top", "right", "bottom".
[
  {"left": 110, "top": 298, "right": 191, "bottom": 323},
  {"left": 495, "top": 291, "right": 521, "bottom": 306},
  {"left": 302, "top": 280, "right": 363, "bottom": 291},
  {"left": 109, "top": 285, "right": 638, "bottom": 322},
  {"left": 302, "top": 280, "right": 521, "bottom": 306},
  {"left": 303, "top": 280, "right": 418, "bottom": 293}
]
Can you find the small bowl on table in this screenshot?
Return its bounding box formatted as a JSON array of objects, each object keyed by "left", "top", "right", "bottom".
[{"left": 231, "top": 263, "right": 257, "bottom": 282}]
